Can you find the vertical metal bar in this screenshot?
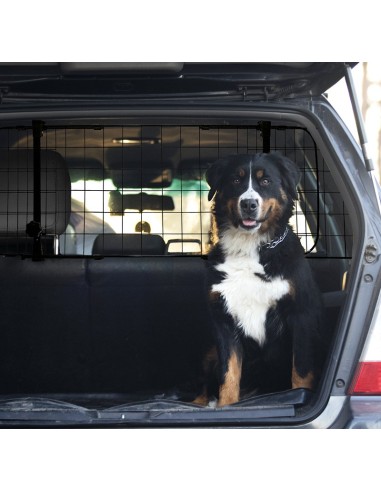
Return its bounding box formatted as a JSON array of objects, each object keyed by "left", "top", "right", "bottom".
[
  {"left": 344, "top": 63, "right": 374, "bottom": 172},
  {"left": 32, "top": 120, "right": 43, "bottom": 225},
  {"left": 260, "top": 121, "right": 271, "bottom": 153},
  {"left": 26, "top": 120, "right": 44, "bottom": 259}
]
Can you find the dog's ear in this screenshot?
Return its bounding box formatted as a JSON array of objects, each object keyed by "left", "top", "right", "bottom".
[
  {"left": 205, "top": 158, "right": 229, "bottom": 201},
  {"left": 275, "top": 154, "right": 301, "bottom": 201}
]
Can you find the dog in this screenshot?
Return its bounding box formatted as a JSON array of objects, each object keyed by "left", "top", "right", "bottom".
[{"left": 196, "top": 152, "right": 326, "bottom": 407}]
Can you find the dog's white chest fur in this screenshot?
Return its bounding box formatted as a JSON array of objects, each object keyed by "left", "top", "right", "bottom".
[{"left": 211, "top": 231, "right": 290, "bottom": 345}]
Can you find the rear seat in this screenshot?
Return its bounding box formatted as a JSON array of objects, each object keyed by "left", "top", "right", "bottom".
[{"left": 0, "top": 254, "right": 211, "bottom": 393}]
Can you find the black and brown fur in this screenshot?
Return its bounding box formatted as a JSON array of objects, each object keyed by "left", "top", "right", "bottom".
[{"left": 197, "top": 152, "right": 327, "bottom": 407}]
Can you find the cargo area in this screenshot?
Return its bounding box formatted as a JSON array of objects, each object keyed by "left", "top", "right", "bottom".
[{"left": 0, "top": 119, "right": 354, "bottom": 422}]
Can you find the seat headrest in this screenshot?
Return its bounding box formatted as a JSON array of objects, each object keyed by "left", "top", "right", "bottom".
[
  {"left": 92, "top": 234, "right": 166, "bottom": 256},
  {"left": 0, "top": 149, "right": 71, "bottom": 235}
]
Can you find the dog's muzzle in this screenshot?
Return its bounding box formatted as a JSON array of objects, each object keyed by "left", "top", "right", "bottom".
[{"left": 240, "top": 198, "right": 259, "bottom": 227}]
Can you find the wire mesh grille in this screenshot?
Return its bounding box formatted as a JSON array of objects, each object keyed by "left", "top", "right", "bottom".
[{"left": 0, "top": 124, "right": 353, "bottom": 258}]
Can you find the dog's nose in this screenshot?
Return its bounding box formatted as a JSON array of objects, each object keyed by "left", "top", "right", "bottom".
[{"left": 240, "top": 199, "right": 258, "bottom": 213}]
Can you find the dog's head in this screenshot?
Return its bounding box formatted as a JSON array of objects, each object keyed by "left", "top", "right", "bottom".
[{"left": 206, "top": 153, "right": 300, "bottom": 234}]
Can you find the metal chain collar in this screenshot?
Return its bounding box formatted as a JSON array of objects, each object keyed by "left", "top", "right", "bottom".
[{"left": 261, "top": 227, "right": 289, "bottom": 250}]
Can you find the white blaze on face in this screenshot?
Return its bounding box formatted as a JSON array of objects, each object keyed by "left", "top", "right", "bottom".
[{"left": 238, "top": 164, "right": 263, "bottom": 228}]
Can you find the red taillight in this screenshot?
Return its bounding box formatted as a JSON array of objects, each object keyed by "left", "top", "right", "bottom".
[{"left": 350, "top": 361, "right": 381, "bottom": 395}]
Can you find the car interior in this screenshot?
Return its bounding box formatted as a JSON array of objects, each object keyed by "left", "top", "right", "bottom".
[{"left": 0, "top": 119, "right": 354, "bottom": 422}]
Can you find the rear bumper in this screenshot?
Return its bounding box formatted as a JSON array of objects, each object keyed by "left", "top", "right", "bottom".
[{"left": 347, "top": 396, "right": 381, "bottom": 428}]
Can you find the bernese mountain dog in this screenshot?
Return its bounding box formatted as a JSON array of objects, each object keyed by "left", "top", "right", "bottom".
[{"left": 196, "top": 152, "right": 326, "bottom": 407}]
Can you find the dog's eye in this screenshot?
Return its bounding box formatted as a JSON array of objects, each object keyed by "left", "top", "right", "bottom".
[
  {"left": 233, "top": 177, "right": 241, "bottom": 185},
  {"left": 260, "top": 178, "right": 270, "bottom": 186}
]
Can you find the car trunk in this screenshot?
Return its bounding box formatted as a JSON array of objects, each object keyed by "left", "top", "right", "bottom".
[{"left": 0, "top": 63, "right": 378, "bottom": 427}]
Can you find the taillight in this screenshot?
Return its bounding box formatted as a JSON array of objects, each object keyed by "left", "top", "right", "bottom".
[
  {"left": 350, "top": 294, "right": 381, "bottom": 395},
  {"left": 350, "top": 361, "right": 381, "bottom": 394}
]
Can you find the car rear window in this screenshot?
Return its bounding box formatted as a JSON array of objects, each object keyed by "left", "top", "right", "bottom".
[{"left": 0, "top": 124, "right": 353, "bottom": 260}]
